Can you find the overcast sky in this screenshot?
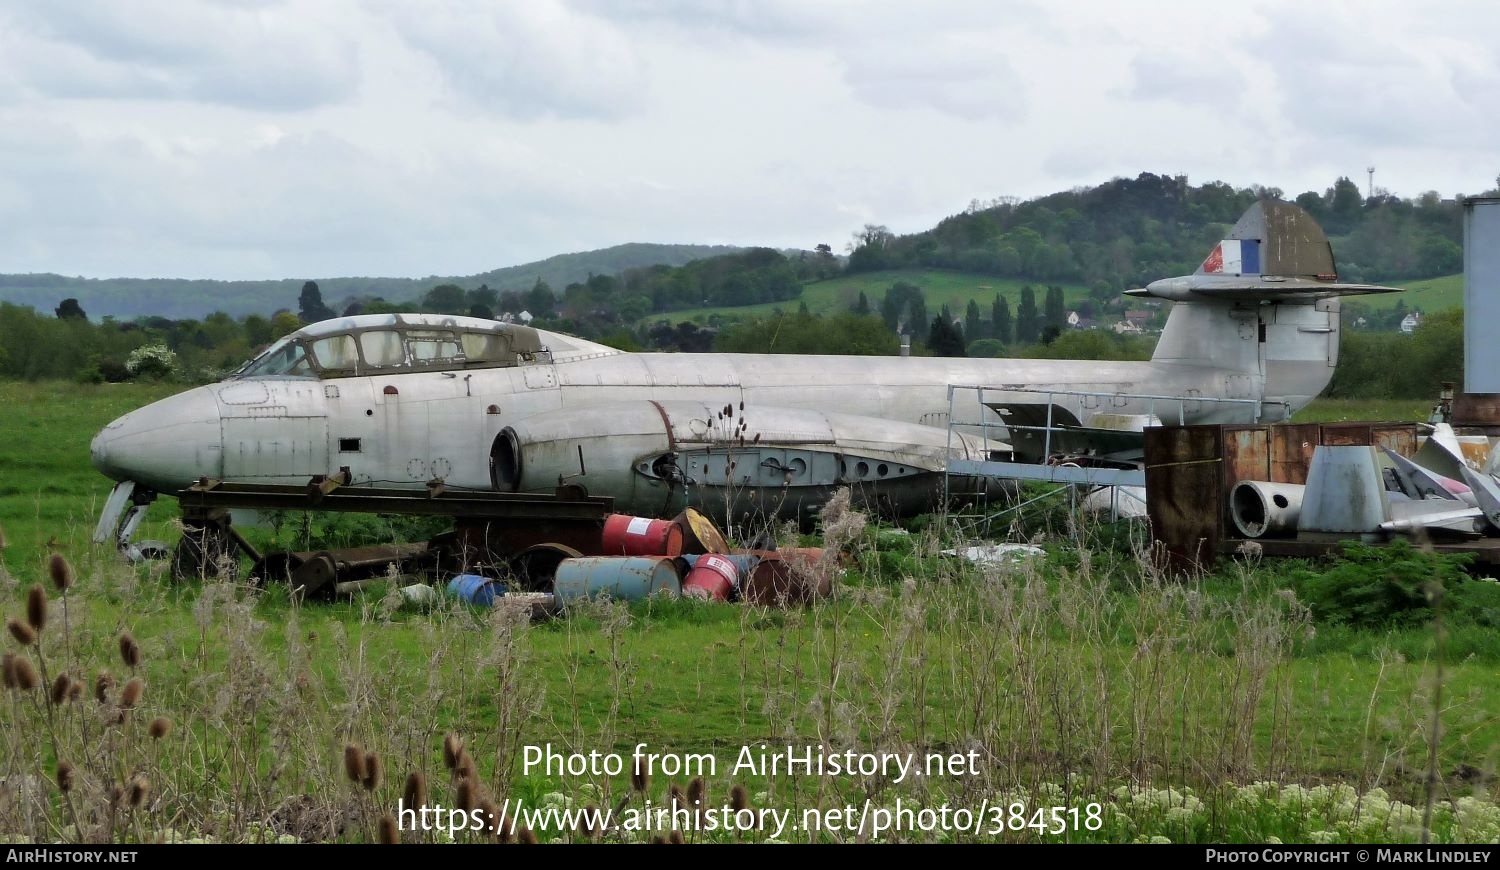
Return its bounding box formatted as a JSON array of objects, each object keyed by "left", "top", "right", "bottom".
[{"left": 1, "top": 0, "right": 1496, "bottom": 280}]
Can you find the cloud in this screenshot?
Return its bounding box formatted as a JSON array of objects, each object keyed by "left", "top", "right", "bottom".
[
  {"left": 571, "top": 0, "right": 1030, "bottom": 120},
  {"left": 1127, "top": 54, "right": 1246, "bottom": 107},
  {"left": 1251, "top": 3, "right": 1500, "bottom": 147},
  {"left": 0, "top": 0, "right": 361, "bottom": 110},
  {"left": 377, "top": 0, "right": 648, "bottom": 121}
]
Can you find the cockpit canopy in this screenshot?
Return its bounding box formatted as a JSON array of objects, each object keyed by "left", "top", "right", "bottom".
[{"left": 232, "top": 313, "right": 550, "bottom": 380}]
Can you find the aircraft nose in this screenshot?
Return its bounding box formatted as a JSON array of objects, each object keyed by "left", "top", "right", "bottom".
[{"left": 90, "top": 386, "right": 224, "bottom": 491}]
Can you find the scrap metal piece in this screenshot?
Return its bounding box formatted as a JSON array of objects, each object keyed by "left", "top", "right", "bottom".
[
  {"left": 1229, "top": 481, "right": 1304, "bottom": 539},
  {"left": 1414, "top": 423, "right": 1469, "bottom": 480},
  {"left": 1298, "top": 446, "right": 1388, "bottom": 536},
  {"left": 92, "top": 480, "right": 136, "bottom": 545},
  {"left": 1459, "top": 466, "right": 1500, "bottom": 532},
  {"left": 1379, "top": 502, "right": 1484, "bottom": 536},
  {"left": 1383, "top": 448, "right": 1468, "bottom": 503}
]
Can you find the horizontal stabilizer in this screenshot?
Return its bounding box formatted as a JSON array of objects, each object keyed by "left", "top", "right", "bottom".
[
  {"left": 1127, "top": 275, "right": 1401, "bottom": 302},
  {"left": 1127, "top": 199, "right": 1403, "bottom": 302}
]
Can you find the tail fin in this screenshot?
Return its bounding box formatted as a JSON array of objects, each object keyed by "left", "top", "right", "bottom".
[
  {"left": 1143, "top": 199, "right": 1404, "bottom": 420},
  {"left": 1129, "top": 199, "right": 1400, "bottom": 301}
]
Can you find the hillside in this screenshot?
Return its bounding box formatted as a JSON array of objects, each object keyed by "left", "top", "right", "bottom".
[
  {"left": 646, "top": 269, "right": 1092, "bottom": 325},
  {"left": 0, "top": 243, "right": 743, "bottom": 321},
  {"left": 1384, "top": 274, "right": 1463, "bottom": 311}
]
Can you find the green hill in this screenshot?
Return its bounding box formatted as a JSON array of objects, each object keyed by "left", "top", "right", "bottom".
[
  {"left": 646, "top": 269, "right": 1092, "bottom": 324},
  {"left": 0, "top": 243, "right": 744, "bottom": 321},
  {"left": 1381, "top": 274, "right": 1463, "bottom": 311}
]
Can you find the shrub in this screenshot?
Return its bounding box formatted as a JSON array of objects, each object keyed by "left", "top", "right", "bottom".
[
  {"left": 1292, "top": 541, "right": 1478, "bottom": 628},
  {"left": 124, "top": 344, "right": 178, "bottom": 380}
]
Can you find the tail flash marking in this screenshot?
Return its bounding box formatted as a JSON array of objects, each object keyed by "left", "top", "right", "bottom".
[{"left": 1201, "top": 239, "right": 1260, "bottom": 276}]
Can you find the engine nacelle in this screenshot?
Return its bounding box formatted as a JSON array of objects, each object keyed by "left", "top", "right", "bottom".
[{"left": 490, "top": 400, "right": 1006, "bottom": 520}]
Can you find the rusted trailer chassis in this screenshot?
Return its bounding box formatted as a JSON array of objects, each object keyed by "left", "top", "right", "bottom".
[{"left": 172, "top": 478, "right": 614, "bottom": 594}]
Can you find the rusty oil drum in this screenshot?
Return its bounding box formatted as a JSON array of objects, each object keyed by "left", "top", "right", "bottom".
[
  {"left": 738, "top": 548, "right": 834, "bottom": 606},
  {"left": 601, "top": 514, "right": 684, "bottom": 557},
  {"left": 679, "top": 553, "right": 739, "bottom": 601}
]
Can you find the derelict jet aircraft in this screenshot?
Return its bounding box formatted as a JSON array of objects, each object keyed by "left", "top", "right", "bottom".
[{"left": 90, "top": 199, "right": 1400, "bottom": 544}]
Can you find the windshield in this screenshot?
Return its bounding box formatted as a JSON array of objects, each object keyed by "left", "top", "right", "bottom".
[{"left": 235, "top": 336, "right": 314, "bottom": 378}]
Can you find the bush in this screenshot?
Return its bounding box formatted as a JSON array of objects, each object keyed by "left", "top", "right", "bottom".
[
  {"left": 1292, "top": 541, "right": 1483, "bottom": 628},
  {"left": 125, "top": 343, "right": 178, "bottom": 380}
]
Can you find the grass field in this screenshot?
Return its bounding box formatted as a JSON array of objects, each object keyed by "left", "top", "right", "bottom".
[
  {"left": 1292, "top": 398, "right": 1433, "bottom": 423},
  {"left": 1380, "top": 274, "right": 1464, "bottom": 312},
  {"left": 2, "top": 383, "right": 1497, "bottom": 844},
  {"left": 645, "top": 269, "right": 1092, "bottom": 325}
]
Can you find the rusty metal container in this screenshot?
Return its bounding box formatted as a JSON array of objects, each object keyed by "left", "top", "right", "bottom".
[
  {"left": 741, "top": 552, "right": 833, "bottom": 606},
  {"left": 601, "top": 514, "right": 684, "bottom": 557},
  {"left": 674, "top": 508, "right": 730, "bottom": 554},
  {"left": 553, "top": 556, "right": 681, "bottom": 607}
]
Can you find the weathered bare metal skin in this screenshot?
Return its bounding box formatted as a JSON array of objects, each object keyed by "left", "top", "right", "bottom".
[{"left": 88, "top": 200, "right": 1401, "bottom": 522}]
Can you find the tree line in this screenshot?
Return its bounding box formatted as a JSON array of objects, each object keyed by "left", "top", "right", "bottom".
[{"left": 845, "top": 173, "right": 1475, "bottom": 293}]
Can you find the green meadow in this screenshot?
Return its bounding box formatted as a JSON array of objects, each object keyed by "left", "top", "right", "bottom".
[
  {"left": 1, "top": 383, "right": 1496, "bottom": 844},
  {"left": 646, "top": 269, "right": 1092, "bottom": 325}
]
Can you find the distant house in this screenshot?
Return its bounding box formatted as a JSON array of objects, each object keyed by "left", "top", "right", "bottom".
[
  {"left": 1400, "top": 311, "right": 1421, "bottom": 334},
  {"left": 1066, "top": 311, "right": 1081, "bottom": 328},
  {"left": 518, "top": 310, "right": 535, "bottom": 325},
  {"left": 1074, "top": 317, "right": 1098, "bottom": 331},
  {"left": 1124, "top": 309, "right": 1152, "bottom": 326},
  {"left": 1112, "top": 319, "right": 1143, "bottom": 335}
]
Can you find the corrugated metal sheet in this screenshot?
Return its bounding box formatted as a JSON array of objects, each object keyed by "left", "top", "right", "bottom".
[{"left": 1270, "top": 423, "right": 1320, "bottom": 483}]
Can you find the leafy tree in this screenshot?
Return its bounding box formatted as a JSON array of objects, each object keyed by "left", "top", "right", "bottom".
[
  {"left": 991, "top": 294, "right": 1012, "bottom": 344},
  {"left": 55, "top": 298, "right": 86, "bottom": 320},
  {"left": 298, "top": 281, "right": 335, "bottom": 324},
  {"left": 468, "top": 303, "right": 495, "bottom": 320},
  {"left": 1044, "top": 285, "right": 1067, "bottom": 331},
  {"left": 847, "top": 224, "right": 894, "bottom": 272},
  {"left": 422, "top": 283, "right": 467, "bottom": 314},
  {"left": 1016, "top": 285, "right": 1040, "bottom": 344},
  {"left": 467, "top": 284, "right": 499, "bottom": 312},
  {"left": 967, "top": 338, "right": 1006, "bottom": 358},
  {"left": 526, "top": 278, "right": 556, "bottom": 317},
  {"left": 1326, "top": 176, "right": 1364, "bottom": 233},
  {"left": 618, "top": 295, "right": 651, "bottom": 323},
  {"left": 243, "top": 314, "right": 272, "bottom": 347},
  {"left": 271, "top": 311, "right": 302, "bottom": 339},
  {"left": 1416, "top": 235, "right": 1461, "bottom": 275},
  {"left": 927, "top": 315, "right": 966, "bottom": 357},
  {"left": 965, "top": 299, "right": 983, "bottom": 342},
  {"left": 715, "top": 311, "right": 898, "bottom": 355},
  {"left": 854, "top": 291, "right": 871, "bottom": 316}
]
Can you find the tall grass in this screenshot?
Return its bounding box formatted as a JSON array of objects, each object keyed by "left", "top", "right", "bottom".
[{"left": 2, "top": 494, "right": 1498, "bottom": 843}]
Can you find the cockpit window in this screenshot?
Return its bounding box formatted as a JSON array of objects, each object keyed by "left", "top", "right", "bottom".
[
  {"left": 407, "top": 330, "right": 462, "bottom": 364},
  {"left": 359, "top": 330, "right": 406, "bottom": 367},
  {"left": 461, "top": 332, "right": 507, "bottom": 362},
  {"left": 311, "top": 334, "right": 359, "bottom": 372},
  {"left": 238, "top": 337, "right": 314, "bottom": 378}
]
